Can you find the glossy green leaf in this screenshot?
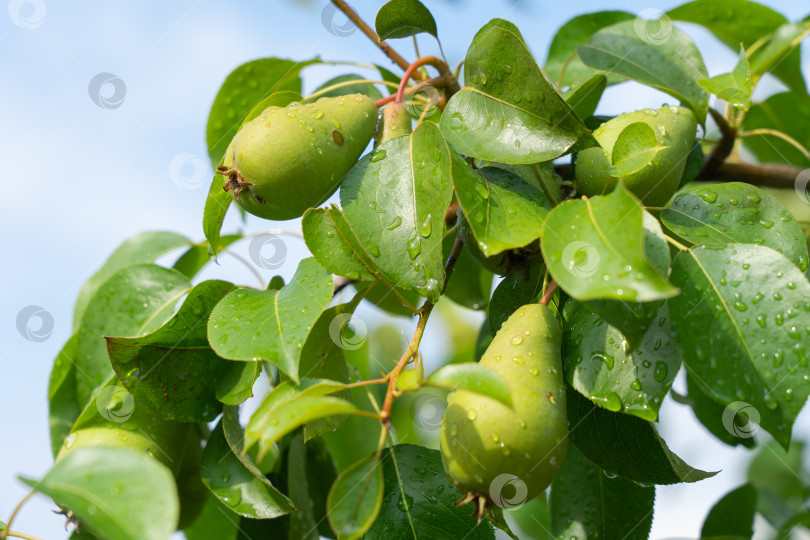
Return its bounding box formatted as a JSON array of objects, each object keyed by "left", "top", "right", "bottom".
[
  {"left": 107, "top": 280, "right": 235, "bottom": 422},
  {"left": 668, "top": 0, "right": 806, "bottom": 94},
  {"left": 208, "top": 257, "right": 333, "bottom": 382},
  {"left": 697, "top": 48, "right": 752, "bottom": 111},
  {"left": 303, "top": 205, "right": 378, "bottom": 283},
  {"left": 454, "top": 166, "right": 549, "bottom": 257},
  {"left": 741, "top": 92, "right": 810, "bottom": 168},
  {"left": 441, "top": 229, "right": 492, "bottom": 310},
  {"left": 206, "top": 57, "right": 316, "bottom": 168},
  {"left": 685, "top": 372, "right": 756, "bottom": 448},
  {"left": 608, "top": 122, "right": 668, "bottom": 177},
  {"left": 426, "top": 362, "right": 513, "bottom": 407},
  {"left": 485, "top": 160, "right": 564, "bottom": 206},
  {"left": 313, "top": 75, "right": 383, "bottom": 101},
  {"left": 544, "top": 11, "right": 635, "bottom": 87},
  {"left": 203, "top": 162, "right": 235, "bottom": 258},
  {"left": 748, "top": 22, "right": 809, "bottom": 84},
  {"left": 680, "top": 141, "right": 705, "bottom": 188},
  {"left": 287, "top": 434, "right": 319, "bottom": 540},
  {"left": 172, "top": 234, "right": 241, "bottom": 279},
  {"left": 201, "top": 418, "right": 293, "bottom": 518},
  {"left": 220, "top": 406, "right": 281, "bottom": 489},
  {"left": 747, "top": 440, "right": 809, "bottom": 528},
  {"left": 578, "top": 20, "right": 709, "bottom": 123},
  {"left": 662, "top": 182, "right": 808, "bottom": 271},
  {"left": 669, "top": 244, "right": 810, "bottom": 448},
  {"left": 375, "top": 0, "right": 437, "bottom": 40},
  {"left": 541, "top": 183, "right": 678, "bottom": 302},
  {"left": 562, "top": 73, "right": 607, "bottom": 120},
  {"left": 567, "top": 387, "right": 716, "bottom": 484},
  {"left": 340, "top": 121, "right": 454, "bottom": 302},
  {"left": 48, "top": 334, "right": 81, "bottom": 456},
  {"left": 76, "top": 264, "right": 191, "bottom": 406},
  {"left": 700, "top": 483, "right": 757, "bottom": 539},
  {"left": 73, "top": 231, "right": 190, "bottom": 329},
  {"left": 327, "top": 455, "right": 384, "bottom": 539},
  {"left": 441, "top": 19, "right": 592, "bottom": 164},
  {"left": 549, "top": 445, "right": 654, "bottom": 540},
  {"left": 22, "top": 447, "right": 179, "bottom": 540},
  {"left": 563, "top": 299, "right": 680, "bottom": 422},
  {"left": 488, "top": 257, "right": 546, "bottom": 335},
  {"left": 582, "top": 210, "right": 670, "bottom": 351},
  {"left": 245, "top": 379, "right": 357, "bottom": 461},
  {"left": 366, "top": 445, "right": 495, "bottom": 539},
  {"left": 215, "top": 361, "right": 261, "bottom": 406},
  {"left": 183, "top": 496, "right": 240, "bottom": 540}
]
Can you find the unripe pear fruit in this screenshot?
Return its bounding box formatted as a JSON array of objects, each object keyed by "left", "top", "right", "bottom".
[
  {"left": 574, "top": 105, "right": 697, "bottom": 206},
  {"left": 219, "top": 94, "right": 378, "bottom": 221},
  {"left": 57, "top": 391, "right": 206, "bottom": 528},
  {"left": 374, "top": 101, "right": 411, "bottom": 146},
  {"left": 440, "top": 303, "right": 567, "bottom": 514}
]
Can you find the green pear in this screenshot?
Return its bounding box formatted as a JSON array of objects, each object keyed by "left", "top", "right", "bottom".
[
  {"left": 219, "top": 94, "right": 378, "bottom": 221},
  {"left": 575, "top": 105, "right": 697, "bottom": 206},
  {"left": 374, "top": 101, "right": 411, "bottom": 146},
  {"left": 440, "top": 303, "right": 567, "bottom": 512}
]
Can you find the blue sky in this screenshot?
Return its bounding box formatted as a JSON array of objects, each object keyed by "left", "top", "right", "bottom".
[{"left": 2, "top": 1, "right": 809, "bottom": 538}]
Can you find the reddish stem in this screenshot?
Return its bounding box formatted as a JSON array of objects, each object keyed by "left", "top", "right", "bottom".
[
  {"left": 395, "top": 56, "right": 447, "bottom": 104},
  {"left": 539, "top": 280, "right": 557, "bottom": 306}
]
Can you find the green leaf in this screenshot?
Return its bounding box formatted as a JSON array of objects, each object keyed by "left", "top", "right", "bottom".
[
  {"left": 669, "top": 244, "right": 810, "bottom": 448},
  {"left": 206, "top": 57, "right": 316, "bottom": 168},
  {"left": 313, "top": 74, "right": 383, "bottom": 101},
  {"left": 287, "top": 434, "right": 319, "bottom": 540},
  {"left": 203, "top": 163, "right": 235, "bottom": 258},
  {"left": 578, "top": 20, "right": 709, "bottom": 124},
  {"left": 106, "top": 280, "right": 235, "bottom": 422},
  {"left": 488, "top": 257, "right": 546, "bottom": 335},
  {"left": 544, "top": 11, "right": 635, "bottom": 87},
  {"left": 303, "top": 205, "right": 378, "bottom": 283},
  {"left": 375, "top": 0, "right": 437, "bottom": 40},
  {"left": 741, "top": 92, "right": 810, "bottom": 168},
  {"left": 747, "top": 440, "right": 809, "bottom": 528},
  {"left": 245, "top": 379, "right": 357, "bottom": 461},
  {"left": 48, "top": 334, "right": 81, "bottom": 456},
  {"left": 426, "top": 363, "right": 513, "bottom": 407},
  {"left": 184, "top": 496, "right": 240, "bottom": 540},
  {"left": 76, "top": 264, "right": 191, "bottom": 406},
  {"left": 567, "top": 386, "right": 716, "bottom": 484},
  {"left": 440, "top": 19, "right": 592, "bottom": 164},
  {"left": 22, "top": 447, "right": 179, "bottom": 540},
  {"left": 221, "top": 406, "right": 281, "bottom": 487},
  {"left": 748, "top": 22, "right": 810, "bottom": 85},
  {"left": 208, "top": 257, "right": 333, "bottom": 382},
  {"left": 668, "top": 0, "right": 806, "bottom": 94},
  {"left": 562, "top": 73, "right": 607, "bottom": 120},
  {"left": 697, "top": 47, "right": 752, "bottom": 111},
  {"left": 563, "top": 299, "right": 679, "bottom": 421},
  {"left": 454, "top": 166, "right": 550, "bottom": 257},
  {"left": 662, "top": 182, "right": 809, "bottom": 271},
  {"left": 215, "top": 361, "right": 261, "bottom": 406},
  {"left": 201, "top": 417, "right": 293, "bottom": 518},
  {"left": 366, "top": 444, "right": 495, "bottom": 539},
  {"left": 549, "top": 445, "right": 654, "bottom": 540},
  {"left": 541, "top": 183, "right": 678, "bottom": 302},
  {"left": 327, "top": 455, "right": 384, "bottom": 539},
  {"left": 582, "top": 210, "right": 671, "bottom": 351},
  {"left": 700, "top": 483, "right": 757, "bottom": 539},
  {"left": 608, "top": 122, "right": 668, "bottom": 177},
  {"left": 442, "top": 229, "right": 492, "bottom": 310},
  {"left": 340, "top": 121, "right": 454, "bottom": 302},
  {"left": 73, "top": 231, "right": 190, "bottom": 329},
  {"left": 172, "top": 234, "right": 241, "bottom": 279},
  {"left": 684, "top": 372, "right": 756, "bottom": 448}
]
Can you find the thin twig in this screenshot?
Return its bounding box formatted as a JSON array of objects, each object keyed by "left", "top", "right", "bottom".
[
  {"left": 1, "top": 491, "right": 34, "bottom": 540},
  {"left": 539, "top": 280, "right": 557, "bottom": 306},
  {"left": 330, "top": 0, "right": 421, "bottom": 77},
  {"left": 738, "top": 128, "right": 810, "bottom": 161},
  {"left": 699, "top": 108, "right": 737, "bottom": 180}
]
